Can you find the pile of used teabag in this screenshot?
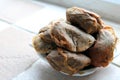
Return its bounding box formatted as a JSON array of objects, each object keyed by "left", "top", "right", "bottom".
[{"left": 33, "top": 7, "right": 117, "bottom": 75}]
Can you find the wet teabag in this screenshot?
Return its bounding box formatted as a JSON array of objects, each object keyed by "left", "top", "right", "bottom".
[
  {"left": 66, "top": 7, "right": 103, "bottom": 34},
  {"left": 47, "top": 48, "right": 91, "bottom": 75},
  {"left": 87, "top": 26, "right": 117, "bottom": 67},
  {"left": 50, "top": 20, "right": 95, "bottom": 52}
]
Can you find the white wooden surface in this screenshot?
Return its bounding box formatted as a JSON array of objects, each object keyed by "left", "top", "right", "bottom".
[
  {"left": 12, "top": 57, "right": 120, "bottom": 80},
  {"left": 0, "top": 21, "right": 10, "bottom": 31},
  {"left": 0, "top": 0, "right": 120, "bottom": 80},
  {"left": 0, "top": 0, "right": 43, "bottom": 23},
  {"left": 0, "top": 27, "right": 39, "bottom": 80}
]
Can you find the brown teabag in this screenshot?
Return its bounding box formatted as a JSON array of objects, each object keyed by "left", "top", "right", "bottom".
[
  {"left": 33, "top": 19, "right": 66, "bottom": 54},
  {"left": 32, "top": 34, "right": 56, "bottom": 54},
  {"left": 87, "top": 26, "right": 117, "bottom": 67},
  {"left": 33, "top": 25, "right": 57, "bottom": 54},
  {"left": 47, "top": 48, "right": 91, "bottom": 75},
  {"left": 39, "top": 26, "right": 52, "bottom": 43},
  {"left": 66, "top": 7, "right": 103, "bottom": 34},
  {"left": 50, "top": 20, "right": 95, "bottom": 52}
]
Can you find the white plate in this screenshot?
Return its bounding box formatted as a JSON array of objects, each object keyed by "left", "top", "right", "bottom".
[
  {"left": 60, "top": 67, "right": 98, "bottom": 76},
  {"left": 32, "top": 37, "right": 120, "bottom": 77}
]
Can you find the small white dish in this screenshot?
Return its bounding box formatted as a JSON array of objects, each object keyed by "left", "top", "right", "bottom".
[
  {"left": 33, "top": 39, "right": 120, "bottom": 77},
  {"left": 60, "top": 67, "right": 98, "bottom": 76}
]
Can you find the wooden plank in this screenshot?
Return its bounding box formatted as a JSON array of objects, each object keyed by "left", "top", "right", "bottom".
[
  {"left": 0, "top": 27, "right": 39, "bottom": 80},
  {"left": 0, "top": 0, "right": 43, "bottom": 23},
  {"left": 0, "top": 20, "right": 10, "bottom": 31}
]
